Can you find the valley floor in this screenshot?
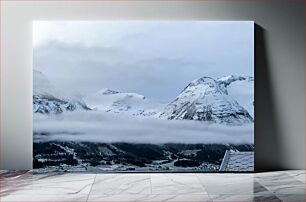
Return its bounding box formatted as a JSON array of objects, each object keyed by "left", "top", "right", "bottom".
[{"left": 33, "top": 141, "right": 254, "bottom": 172}]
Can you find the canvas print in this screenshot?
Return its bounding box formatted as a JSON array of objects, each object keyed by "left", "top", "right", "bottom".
[{"left": 33, "top": 21, "right": 254, "bottom": 172}]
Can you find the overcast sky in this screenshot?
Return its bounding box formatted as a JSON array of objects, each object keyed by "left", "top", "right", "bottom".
[{"left": 33, "top": 21, "right": 254, "bottom": 102}]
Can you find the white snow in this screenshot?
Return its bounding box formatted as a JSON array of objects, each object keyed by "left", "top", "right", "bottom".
[
  {"left": 84, "top": 88, "right": 165, "bottom": 117},
  {"left": 33, "top": 71, "right": 254, "bottom": 127},
  {"left": 159, "top": 76, "right": 253, "bottom": 125}
]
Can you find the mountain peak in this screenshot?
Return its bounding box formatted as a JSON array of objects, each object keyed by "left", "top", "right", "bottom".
[
  {"left": 33, "top": 70, "right": 91, "bottom": 114},
  {"left": 189, "top": 76, "right": 216, "bottom": 86},
  {"left": 84, "top": 88, "right": 163, "bottom": 116},
  {"left": 159, "top": 75, "right": 253, "bottom": 125},
  {"left": 97, "top": 88, "right": 120, "bottom": 95},
  {"left": 218, "top": 75, "right": 246, "bottom": 87}
]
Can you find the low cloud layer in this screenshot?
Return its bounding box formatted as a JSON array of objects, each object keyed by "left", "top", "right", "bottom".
[{"left": 33, "top": 111, "right": 254, "bottom": 144}]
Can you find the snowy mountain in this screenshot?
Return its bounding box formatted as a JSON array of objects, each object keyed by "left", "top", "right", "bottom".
[
  {"left": 84, "top": 88, "right": 164, "bottom": 117},
  {"left": 218, "top": 75, "right": 254, "bottom": 118},
  {"left": 33, "top": 95, "right": 91, "bottom": 114},
  {"left": 33, "top": 70, "right": 254, "bottom": 123},
  {"left": 159, "top": 76, "right": 253, "bottom": 125},
  {"left": 33, "top": 70, "right": 91, "bottom": 114}
]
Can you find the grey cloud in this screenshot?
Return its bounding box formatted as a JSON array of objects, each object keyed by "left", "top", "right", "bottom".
[
  {"left": 34, "top": 21, "right": 254, "bottom": 101},
  {"left": 34, "top": 41, "right": 206, "bottom": 101}
]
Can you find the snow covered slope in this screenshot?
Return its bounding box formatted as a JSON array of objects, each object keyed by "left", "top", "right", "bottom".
[
  {"left": 159, "top": 76, "right": 253, "bottom": 125},
  {"left": 33, "top": 95, "right": 90, "bottom": 114},
  {"left": 84, "top": 88, "right": 164, "bottom": 117},
  {"left": 33, "top": 70, "right": 90, "bottom": 114},
  {"left": 218, "top": 76, "right": 254, "bottom": 118}
]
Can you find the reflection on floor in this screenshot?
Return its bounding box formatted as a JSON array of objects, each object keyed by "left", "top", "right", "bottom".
[{"left": 0, "top": 170, "right": 305, "bottom": 201}]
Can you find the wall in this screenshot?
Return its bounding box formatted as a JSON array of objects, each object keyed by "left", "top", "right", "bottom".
[{"left": 1, "top": 0, "right": 305, "bottom": 170}]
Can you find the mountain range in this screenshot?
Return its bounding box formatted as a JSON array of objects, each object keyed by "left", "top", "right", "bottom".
[
  {"left": 33, "top": 70, "right": 91, "bottom": 114},
  {"left": 33, "top": 70, "right": 253, "bottom": 125}
]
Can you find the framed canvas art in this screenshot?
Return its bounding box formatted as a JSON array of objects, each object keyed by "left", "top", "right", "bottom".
[{"left": 33, "top": 21, "right": 254, "bottom": 172}]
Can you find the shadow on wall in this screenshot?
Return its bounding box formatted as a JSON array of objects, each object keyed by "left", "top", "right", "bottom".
[{"left": 255, "top": 24, "right": 285, "bottom": 172}]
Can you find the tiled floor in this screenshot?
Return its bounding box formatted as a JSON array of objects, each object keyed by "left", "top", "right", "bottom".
[{"left": 0, "top": 170, "right": 305, "bottom": 201}]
